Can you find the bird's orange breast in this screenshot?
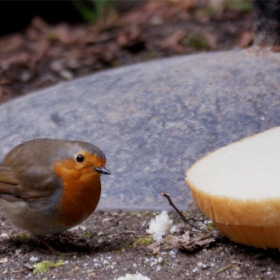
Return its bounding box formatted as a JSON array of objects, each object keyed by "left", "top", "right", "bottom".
[{"left": 54, "top": 161, "right": 101, "bottom": 227}]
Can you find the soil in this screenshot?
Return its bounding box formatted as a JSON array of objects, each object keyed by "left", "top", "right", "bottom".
[
  {"left": 1, "top": 1, "right": 280, "bottom": 280},
  {"left": 0, "top": 205, "right": 280, "bottom": 280},
  {"left": 0, "top": 0, "right": 253, "bottom": 103}
]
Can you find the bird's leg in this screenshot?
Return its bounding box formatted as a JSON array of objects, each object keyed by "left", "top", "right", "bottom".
[
  {"left": 36, "top": 235, "right": 78, "bottom": 255},
  {"left": 36, "top": 236, "right": 58, "bottom": 254},
  {"left": 55, "top": 231, "right": 78, "bottom": 240},
  {"left": 55, "top": 231, "right": 87, "bottom": 244}
]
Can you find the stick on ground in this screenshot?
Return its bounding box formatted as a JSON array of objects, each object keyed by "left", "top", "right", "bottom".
[{"left": 161, "top": 192, "right": 205, "bottom": 232}]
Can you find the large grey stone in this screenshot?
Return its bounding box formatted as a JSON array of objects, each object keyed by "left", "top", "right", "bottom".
[{"left": 0, "top": 49, "right": 280, "bottom": 210}]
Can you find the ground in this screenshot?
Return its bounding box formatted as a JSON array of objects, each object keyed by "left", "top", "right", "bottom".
[
  {"left": 0, "top": 206, "right": 280, "bottom": 279},
  {"left": 0, "top": 0, "right": 253, "bottom": 103},
  {"left": 1, "top": 1, "right": 280, "bottom": 279}
]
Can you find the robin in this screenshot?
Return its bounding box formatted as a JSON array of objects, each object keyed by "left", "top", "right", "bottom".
[{"left": 0, "top": 138, "right": 110, "bottom": 238}]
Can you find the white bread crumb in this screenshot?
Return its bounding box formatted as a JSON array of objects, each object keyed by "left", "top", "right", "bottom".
[{"left": 146, "top": 211, "right": 173, "bottom": 243}]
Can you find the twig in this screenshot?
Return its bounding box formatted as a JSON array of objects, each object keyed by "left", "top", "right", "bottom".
[
  {"left": 215, "top": 264, "right": 234, "bottom": 274},
  {"left": 120, "top": 231, "right": 136, "bottom": 234},
  {"left": 161, "top": 192, "right": 205, "bottom": 232}
]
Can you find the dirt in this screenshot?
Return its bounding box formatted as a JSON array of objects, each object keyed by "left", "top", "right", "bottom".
[
  {"left": 0, "top": 205, "right": 280, "bottom": 280},
  {"left": 1, "top": 1, "right": 279, "bottom": 279},
  {"left": 0, "top": 0, "right": 253, "bottom": 103}
]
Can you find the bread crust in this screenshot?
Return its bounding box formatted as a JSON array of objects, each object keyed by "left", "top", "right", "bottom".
[
  {"left": 215, "top": 222, "right": 280, "bottom": 249},
  {"left": 186, "top": 184, "right": 280, "bottom": 227},
  {"left": 185, "top": 127, "right": 280, "bottom": 249}
]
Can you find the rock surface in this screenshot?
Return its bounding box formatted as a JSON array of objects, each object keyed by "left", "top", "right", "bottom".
[{"left": 1, "top": 48, "right": 280, "bottom": 209}]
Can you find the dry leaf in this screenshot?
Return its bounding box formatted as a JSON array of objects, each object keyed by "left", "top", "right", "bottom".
[
  {"left": 30, "top": 17, "right": 49, "bottom": 33},
  {"left": 272, "top": 46, "right": 280, "bottom": 52},
  {"left": 165, "top": 237, "right": 180, "bottom": 248},
  {"left": 200, "top": 31, "right": 218, "bottom": 50},
  {"left": 161, "top": 30, "right": 185, "bottom": 52},
  {"left": 24, "top": 263, "right": 34, "bottom": 270},
  {"left": 27, "top": 17, "right": 49, "bottom": 40},
  {"left": 148, "top": 242, "right": 160, "bottom": 254},
  {"left": 238, "top": 31, "right": 254, "bottom": 48},
  {"left": 53, "top": 24, "right": 74, "bottom": 44},
  {"left": 168, "top": 0, "right": 196, "bottom": 10},
  {"left": 0, "top": 34, "right": 23, "bottom": 53},
  {"left": 165, "top": 232, "right": 218, "bottom": 252},
  {"left": 0, "top": 257, "right": 8, "bottom": 264},
  {"left": 117, "top": 25, "right": 145, "bottom": 53},
  {"left": 102, "top": 218, "right": 113, "bottom": 223}
]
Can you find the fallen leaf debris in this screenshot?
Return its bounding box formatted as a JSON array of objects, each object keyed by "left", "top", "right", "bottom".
[{"left": 0, "top": 0, "right": 253, "bottom": 103}]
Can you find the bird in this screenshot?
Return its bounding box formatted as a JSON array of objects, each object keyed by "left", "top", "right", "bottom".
[{"left": 0, "top": 138, "right": 110, "bottom": 239}]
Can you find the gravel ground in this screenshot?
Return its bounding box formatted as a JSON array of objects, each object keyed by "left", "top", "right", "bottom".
[{"left": 0, "top": 206, "right": 280, "bottom": 280}]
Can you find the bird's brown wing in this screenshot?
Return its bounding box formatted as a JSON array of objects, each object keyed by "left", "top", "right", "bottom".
[{"left": 0, "top": 164, "right": 59, "bottom": 201}]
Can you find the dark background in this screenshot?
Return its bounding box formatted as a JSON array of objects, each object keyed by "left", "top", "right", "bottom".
[{"left": 0, "top": 1, "right": 84, "bottom": 35}]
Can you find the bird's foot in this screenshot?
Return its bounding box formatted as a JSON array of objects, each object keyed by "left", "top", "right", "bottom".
[{"left": 36, "top": 236, "right": 59, "bottom": 254}]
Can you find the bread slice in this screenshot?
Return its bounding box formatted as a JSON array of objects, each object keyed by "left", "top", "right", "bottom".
[{"left": 185, "top": 127, "right": 280, "bottom": 249}]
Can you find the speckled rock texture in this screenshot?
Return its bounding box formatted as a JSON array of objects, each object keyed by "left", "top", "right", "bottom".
[{"left": 0, "top": 48, "right": 280, "bottom": 209}]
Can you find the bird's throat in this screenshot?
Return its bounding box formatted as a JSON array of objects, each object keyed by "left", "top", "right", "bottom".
[{"left": 54, "top": 165, "right": 101, "bottom": 227}]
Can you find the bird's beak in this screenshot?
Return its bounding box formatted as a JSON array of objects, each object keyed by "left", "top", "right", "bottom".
[{"left": 94, "top": 166, "right": 111, "bottom": 175}]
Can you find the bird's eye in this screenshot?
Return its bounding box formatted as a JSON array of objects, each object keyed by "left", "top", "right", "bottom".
[{"left": 76, "top": 154, "right": 84, "bottom": 163}]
